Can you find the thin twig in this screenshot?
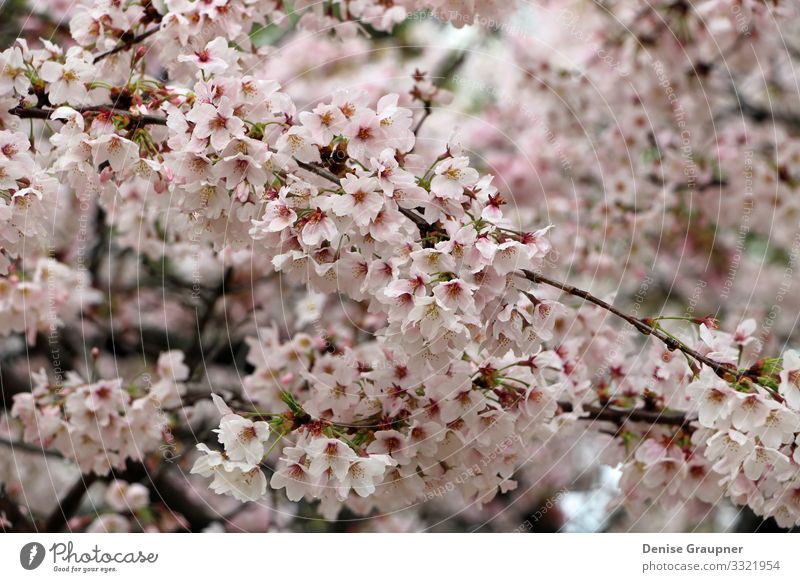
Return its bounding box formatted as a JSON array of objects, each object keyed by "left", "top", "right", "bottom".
[
  {"left": 293, "top": 156, "right": 773, "bottom": 393},
  {"left": 520, "top": 270, "right": 762, "bottom": 387},
  {"left": 93, "top": 27, "right": 160, "bottom": 64},
  {"left": 294, "top": 158, "right": 434, "bottom": 234},
  {"left": 295, "top": 158, "right": 340, "bottom": 183},
  {"left": 413, "top": 102, "right": 432, "bottom": 135}
]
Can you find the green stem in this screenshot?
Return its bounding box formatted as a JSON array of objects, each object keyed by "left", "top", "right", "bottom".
[{"left": 263, "top": 430, "right": 287, "bottom": 458}]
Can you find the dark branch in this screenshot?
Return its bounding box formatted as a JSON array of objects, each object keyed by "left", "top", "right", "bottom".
[
  {"left": 412, "top": 101, "right": 432, "bottom": 135},
  {"left": 0, "top": 436, "right": 64, "bottom": 459},
  {"left": 294, "top": 158, "right": 435, "bottom": 235},
  {"left": 0, "top": 485, "right": 37, "bottom": 532},
  {"left": 10, "top": 105, "right": 167, "bottom": 126},
  {"left": 730, "top": 83, "right": 800, "bottom": 132},
  {"left": 295, "top": 158, "right": 340, "bottom": 183},
  {"left": 292, "top": 156, "right": 756, "bottom": 393},
  {"left": 43, "top": 473, "right": 98, "bottom": 532},
  {"left": 520, "top": 270, "right": 765, "bottom": 388},
  {"left": 110, "top": 462, "right": 216, "bottom": 532},
  {"left": 93, "top": 27, "right": 160, "bottom": 64},
  {"left": 186, "top": 267, "right": 234, "bottom": 380},
  {"left": 559, "top": 401, "right": 694, "bottom": 429}
]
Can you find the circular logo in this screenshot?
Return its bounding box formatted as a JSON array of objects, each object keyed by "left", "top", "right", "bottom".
[{"left": 19, "top": 542, "right": 46, "bottom": 570}]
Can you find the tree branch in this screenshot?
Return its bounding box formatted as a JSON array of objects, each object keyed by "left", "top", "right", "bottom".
[
  {"left": 290, "top": 158, "right": 754, "bottom": 393},
  {"left": 0, "top": 436, "right": 64, "bottom": 459},
  {"left": 16, "top": 102, "right": 757, "bottom": 399},
  {"left": 110, "top": 461, "right": 216, "bottom": 532},
  {"left": 10, "top": 105, "right": 167, "bottom": 126},
  {"left": 412, "top": 101, "right": 432, "bottom": 135},
  {"left": 186, "top": 267, "right": 234, "bottom": 380},
  {"left": 558, "top": 401, "right": 694, "bottom": 430},
  {"left": 295, "top": 158, "right": 340, "bottom": 183},
  {"left": 43, "top": 473, "right": 97, "bottom": 532},
  {"left": 730, "top": 82, "right": 800, "bottom": 132},
  {"left": 0, "top": 485, "right": 37, "bottom": 532},
  {"left": 294, "top": 158, "right": 435, "bottom": 235},
  {"left": 520, "top": 270, "right": 763, "bottom": 387},
  {"left": 93, "top": 27, "right": 160, "bottom": 64}
]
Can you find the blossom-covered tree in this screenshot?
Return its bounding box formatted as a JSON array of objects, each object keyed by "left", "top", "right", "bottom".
[{"left": 1, "top": 0, "right": 799, "bottom": 533}]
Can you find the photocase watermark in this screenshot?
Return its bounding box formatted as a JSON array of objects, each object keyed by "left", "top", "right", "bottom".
[
  {"left": 730, "top": 4, "right": 752, "bottom": 36},
  {"left": 45, "top": 245, "right": 67, "bottom": 390},
  {"left": 19, "top": 541, "right": 159, "bottom": 574},
  {"left": 590, "top": 274, "right": 654, "bottom": 383},
  {"left": 41, "top": 197, "right": 96, "bottom": 392},
  {"left": 683, "top": 279, "right": 708, "bottom": 319},
  {"left": 19, "top": 542, "right": 46, "bottom": 570},
  {"left": 188, "top": 221, "right": 207, "bottom": 301}
]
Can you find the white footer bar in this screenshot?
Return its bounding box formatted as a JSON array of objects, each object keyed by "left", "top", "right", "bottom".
[{"left": 1, "top": 533, "right": 795, "bottom": 580}]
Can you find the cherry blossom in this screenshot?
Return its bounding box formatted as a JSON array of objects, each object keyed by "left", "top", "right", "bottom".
[{"left": 1, "top": 0, "right": 800, "bottom": 535}]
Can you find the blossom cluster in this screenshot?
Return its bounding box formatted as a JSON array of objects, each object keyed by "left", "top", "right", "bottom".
[
  {"left": 191, "top": 393, "right": 397, "bottom": 512},
  {"left": 171, "top": 83, "right": 564, "bottom": 516},
  {"left": 0, "top": 125, "right": 58, "bottom": 274},
  {"left": 10, "top": 351, "right": 186, "bottom": 475},
  {"left": 84, "top": 480, "right": 151, "bottom": 533},
  {"left": 0, "top": 258, "right": 97, "bottom": 343},
  {"left": 616, "top": 329, "right": 800, "bottom": 528},
  {"left": 67, "top": 0, "right": 515, "bottom": 86},
  {"left": 210, "top": 327, "right": 561, "bottom": 518},
  {"left": 2, "top": 0, "right": 800, "bottom": 534},
  {"left": 190, "top": 406, "right": 273, "bottom": 503}
]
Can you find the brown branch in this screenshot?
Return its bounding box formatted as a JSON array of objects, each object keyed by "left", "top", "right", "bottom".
[
  {"left": 10, "top": 105, "right": 167, "bottom": 126},
  {"left": 290, "top": 158, "right": 750, "bottom": 393},
  {"left": 295, "top": 152, "right": 778, "bottom": 397},
  {"left": 413, "top": 102, "right": 432, "bottom": 135},
  {"left": 153, "top": 471, "right": 217, "bottom": 532},
  {"left": 0, "top": 436, "right": 64, "bottom": 459},
  {"left": 13, "top": 100, "right": 750, "bottom": 405},
  {"left": 399, "top": 206, "right": 434, "bottom": 234},
  {"left": 186, "top": 267, "right": 234, "bottom": 380},
  {"left": 0, "top": 485, "right": 37, "bottom": 532},
  {"left": 559, "top": 401, "right": 694, "bottom": 430},
  {"left": 295, "top": 158, "right": 340, "bottom": 183},
  {"left": 110, "top": 461, "right": 215, "bottom": 532},
  {"left": 520, "top": 270, "right": 763, "bottom": 387},
  {"left": 730, "top": 83, "right": 800, "bottom": 132},
  {"left": 43, "top": 473, "right": 98, "bottom": 532},
  {"left": 93, "top": 27, "right": 160, "bottom": 64},
  {"left": 294, "top": 158, "right": 436, "bottom": 235}
]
